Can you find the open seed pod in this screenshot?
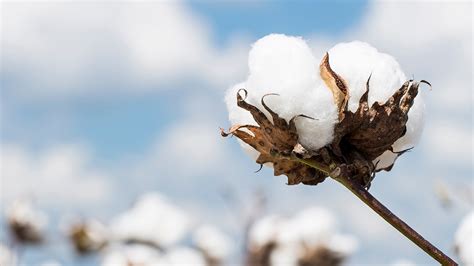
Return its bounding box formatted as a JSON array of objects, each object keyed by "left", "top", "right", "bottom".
[{"left": 222, "top": 36, "right": 427, "bottom": 189}]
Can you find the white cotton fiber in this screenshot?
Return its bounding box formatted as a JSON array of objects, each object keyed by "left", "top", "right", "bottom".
[
  {"left": 225, "top": 34, "right": 424, "bottom": 170},
  {"left": 225, "top": 34, "right": 338, "bottom": 151}
]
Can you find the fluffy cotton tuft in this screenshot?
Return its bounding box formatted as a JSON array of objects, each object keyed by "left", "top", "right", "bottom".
[
  {"left": 454, "top": 212, "right": 474, "bottom": 265},
  {"left": 225, "top": 34, "right": 338, "bottom": 151},
  {"left": 110, "top": 193, "right": 192, "bottom": 248},
  {"left": 225, "top": 34, "right": 424, "bottom": 170}
]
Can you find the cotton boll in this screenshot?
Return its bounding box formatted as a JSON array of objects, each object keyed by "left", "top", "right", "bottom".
[
  {"left": 110, "top": 193, "right": 192, "bottom": 248},
  {"left": 454, "top": 212, "right": 474, "bottom": 265},
  {"left": 226, "top": 35, "right": 423, "bottom": 172}
]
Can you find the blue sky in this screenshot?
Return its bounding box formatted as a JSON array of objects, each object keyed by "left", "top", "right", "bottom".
[{"left": 1, "top": 1, "right": 472, "bottom": 265}]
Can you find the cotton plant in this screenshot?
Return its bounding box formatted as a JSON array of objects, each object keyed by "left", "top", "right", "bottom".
[
  {"left": 246, "top": 207, "right": 357, "bottom": 266},
  {"left": 454, "top": 212, "right": 473, "bottom": 265},
  {"left": 222, "top": 34, "right": 456, "bottom": 265}
]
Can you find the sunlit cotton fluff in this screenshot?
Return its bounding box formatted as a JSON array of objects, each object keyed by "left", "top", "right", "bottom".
[
  {"left": 454, "top": 212, "right": 474, "bottom": 265},
  {"left": 226, "top": 34, "right": 424, "bottom": 170},
  {"left": 110, "top": 193, "right": 192, "bottom": 248}
]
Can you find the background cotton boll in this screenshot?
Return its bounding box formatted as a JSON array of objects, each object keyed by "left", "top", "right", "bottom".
[
  {"left": 327, "top": 41, "right": 424, "bottom": 169},
  {"left": 454, "top": 212, "right": 474, "bottom": 265},
  {"left": 110, "top": 193, "right": 192, "bottom": 248}
]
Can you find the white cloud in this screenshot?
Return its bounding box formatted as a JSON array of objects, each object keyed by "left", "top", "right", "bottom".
[
  {"left": 0, "top": 143, "right": 112, "bottom": 206},
  {"left": 1, "top": 2, "right": 248, "bottom": 101}
]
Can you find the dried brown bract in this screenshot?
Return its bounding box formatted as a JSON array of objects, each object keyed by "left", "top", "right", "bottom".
[
  {"left": 222, "top": 54, "right": 428, "bottom": 189},
  {"left": 221, "top": 90, "right": 326, "bottom": 185}
]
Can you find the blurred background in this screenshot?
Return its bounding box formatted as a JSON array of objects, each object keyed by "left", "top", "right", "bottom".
[{"left": 1, "top": 0, "right": 472, "bottom": 265}]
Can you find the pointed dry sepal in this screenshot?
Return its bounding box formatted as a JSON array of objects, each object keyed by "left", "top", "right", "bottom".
[
  {"left": 221, "top": 89, "right": 327, "bottom": 185},
  {"left": 320, "top": 52, "right": 349, "bottom": 119}
]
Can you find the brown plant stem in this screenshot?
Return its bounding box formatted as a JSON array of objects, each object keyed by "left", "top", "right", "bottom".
[{"left": 291, "top": 156, "right": 457, "bottom": 266}]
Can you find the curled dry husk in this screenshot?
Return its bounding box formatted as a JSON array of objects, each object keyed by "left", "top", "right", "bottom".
[{"left": 222, "top": 53, "right": 429, "bottom": 189}]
